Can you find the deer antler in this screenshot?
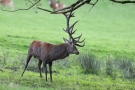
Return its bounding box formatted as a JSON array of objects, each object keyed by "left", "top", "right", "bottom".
[{"left": 63, "top": 9, "right": 85, "bottom": 47}]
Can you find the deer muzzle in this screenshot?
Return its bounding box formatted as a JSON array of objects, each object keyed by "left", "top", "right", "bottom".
[{"left": 75, "top": 51, "right": 79, "bottom": 55}]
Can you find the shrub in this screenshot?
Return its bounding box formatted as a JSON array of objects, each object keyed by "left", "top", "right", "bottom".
[
  {"left": 53, "top": 57, "right": 71, "bottom": 69},
  {"left": 119, "top": 58, "right": 135, "bottom": 79},
  {"left": 106, "top": 55, "right": 135, "bottom": 79},
  {"left": 106, "top": 58, "right": 119, "bottom": 79},
  {"left": 78, "top": 53, "right": 101, "bottom": 74}
]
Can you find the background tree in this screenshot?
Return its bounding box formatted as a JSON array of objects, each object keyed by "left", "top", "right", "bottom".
[
  {"left": 1, "top": 0, "right": 134, "bottom": 13},
  {"left": 1, "top": 0, "right": 98, "bottom": 14}
]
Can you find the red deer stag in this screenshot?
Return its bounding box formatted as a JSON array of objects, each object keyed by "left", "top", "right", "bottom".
[
  {"left": 49, "top": 0, "right": 66, "bottom": 11},
  {"left": 21, "top": 11, "right": 85, "bottom": 82},
  {"left": 0, "top": 0, "right": 14, "bottom": 10}
]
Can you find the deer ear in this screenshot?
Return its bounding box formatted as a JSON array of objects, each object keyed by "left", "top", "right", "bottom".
[{"left": 63, "top": 38, "right": 69, "bottom": 44}]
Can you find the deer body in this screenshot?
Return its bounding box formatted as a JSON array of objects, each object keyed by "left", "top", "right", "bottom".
[
  {"left": 22, "top": 10, "right": 85, "bottom": 82},
  {"left": 0, "top": 0, "right": 14, "bottom": 10},
  {"left": 21, "top": 39, "right": 79, "bottom": 82},
  {"left": 31, "top": 40, "right": 73, "bottom": 61},
  {"left": 49, "top": 0, "right": 66, "bottom": 11},
  {"left": 41, "top": 43, "right": 69, "bottom": 61}
]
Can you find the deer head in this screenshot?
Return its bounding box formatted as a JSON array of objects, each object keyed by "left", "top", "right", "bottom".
[{"left": 63, "top": 38, "right": 79, "bottom": 55}]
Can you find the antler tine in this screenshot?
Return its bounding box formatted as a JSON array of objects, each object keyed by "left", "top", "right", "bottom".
[
  {"left": 67, "top": 20, "right": 78, "bottom": 41},
  {"left": 74, "top": 35, "right": 85, "bottom": 43},
  {"left": 68, "top": 20, "right": 78, "bottom": 32},
  {"left": 75, "top": 33, "right": 82, "bottom": 38},
  {"left": 71, "top": 29, "right": 77, "bottom": 35},
  {"left": 77, "top": 38, "right": 85, "bottom": 43},
  {"left": 63, "top": 11, "right": 75, "bottom": 33},
  {"left": 74, "top": 33, "right": 82, "bottom": 41},
  {"left": 73, "top": 33, "right": 85, "bottom": 47},
  {"left": 75, "top": 38, "right": 85, "bottom": 45},
  {"left": 75, "top": 42, "right": 85, "bottom": 47}
]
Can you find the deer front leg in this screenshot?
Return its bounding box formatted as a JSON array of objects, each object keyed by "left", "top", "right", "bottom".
[
  {"left": 43, "top": 61, "right": 47, "bottom": 82},
  {"left": 21, "top": 54, "right": 32, "bottom": 77}
]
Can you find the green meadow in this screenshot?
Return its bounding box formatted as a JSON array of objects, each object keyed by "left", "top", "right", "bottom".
[{"left": 0, "top": 0, "right": 135, "bottom": 89}]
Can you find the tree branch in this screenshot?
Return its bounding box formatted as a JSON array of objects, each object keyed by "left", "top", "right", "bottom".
[
  {"left": 110, "top": 0, "right": 135, "bottom": 4},
  {"left": 37, "top": 0, "right": 98, "bottom": 14},
  {"left": 1, "top": 0, "right": 41, "bottom": 12},
  {"left": 37, "top": 7, "right": 53, "bottom": 13},
  {"left": 1, "top": 0, "right": 98, "bottom": 14}
]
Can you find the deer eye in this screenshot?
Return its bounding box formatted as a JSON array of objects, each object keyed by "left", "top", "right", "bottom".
[
  {"left": 71, "top": 42, "right": 74, "bottom": 46},
  {"left": 72, "top": 43, "right": 76, "bottom": 48}
]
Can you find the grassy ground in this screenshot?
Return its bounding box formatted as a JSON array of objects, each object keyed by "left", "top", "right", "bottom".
[
  {"left": 0, "top": 0, "right": 135, "bottom": 89},
  {"left": 0, "top": 66, "right": 135, "bottom": 90}
]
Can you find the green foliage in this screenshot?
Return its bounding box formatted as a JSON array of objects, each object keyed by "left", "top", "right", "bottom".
[
  {"left": 78, "top": 53, "right": 135, "bottom": 80},
  {"left": 106, "top": 57, "right": 120, "bottom": 79},
  {"left": 105, "top": 56, "right": 135, "bottom": 79},
  {"left": 119, "top": 58, "right": 135, "bottom": 79},
  {"left": 78, "top": 53, "right": 101, "bottom": 74}
]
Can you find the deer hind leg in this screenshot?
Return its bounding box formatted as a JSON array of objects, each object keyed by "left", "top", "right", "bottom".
[
  {"left": 0, "top": 1, "right": 5, "bottom": 9},
  {"left": 38, "top": 60, "right": 42, "bottom": 78},
  {"left": 8, "top": 1, "right": 14, "bottom": 10},
  {"left": 49, "top": 62, "right": 52, "bottom": 82},
  {"left": 43, "top": 61, "right": 47, "bottom": 82},
  {"left": 21, "top": 54, "right": 32, "bottom": 77}
]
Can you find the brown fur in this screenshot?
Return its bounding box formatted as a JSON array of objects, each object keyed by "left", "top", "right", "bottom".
[
  {"left": 0, "top": 0, "right": 14, "bottom": 10},
  {"left": 49, "top": 0, "right": 65, "bottom": 11},
  {"left": 21, "top": 39, "right": 79, "bottom": 82}
]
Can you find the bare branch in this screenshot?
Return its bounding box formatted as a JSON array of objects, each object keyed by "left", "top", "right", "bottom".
[
  {"left": 37, "top": 7, "right": 53, "bottom": 13},
  {"left": 52, "top": 0, "right": 98, "bottom": 14},
  {"left": 88, "top": 0, "right": 98, "bottom": 11},
  {"left": 1, "top": 0, "right": 41, "bottom": 12},
  {"left": 110, "top": 0, "right": 135, "bottom": 4},
  {"left": 1, "top": 0, "right": 98, "bottom": 15}
]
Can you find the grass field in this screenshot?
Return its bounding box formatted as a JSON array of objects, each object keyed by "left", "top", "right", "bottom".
[{"left": 0, "top": 0, "right": 135, "bottom": 89}]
